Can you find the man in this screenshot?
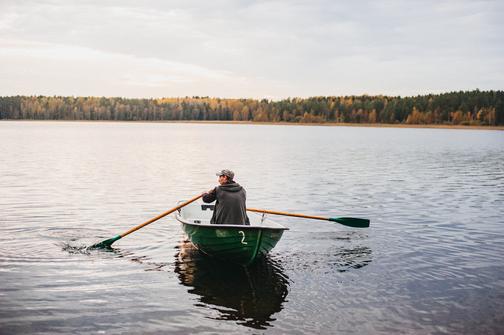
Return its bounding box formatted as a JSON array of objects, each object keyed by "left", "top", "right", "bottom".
[{"left": 202, "top": 169, "right": 250, "bottom": 225}]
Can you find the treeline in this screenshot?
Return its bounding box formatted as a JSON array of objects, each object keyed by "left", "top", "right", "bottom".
[{"left": 1, "top": 90, "right": 503, "bottom": 125}]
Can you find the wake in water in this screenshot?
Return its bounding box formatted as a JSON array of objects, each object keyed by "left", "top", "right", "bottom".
[
  {"left": 60, "top": 237, "right": 115, "bottom": 255},
  {"left": 61, "top": 242, "right": 92, "bottom": 254}
]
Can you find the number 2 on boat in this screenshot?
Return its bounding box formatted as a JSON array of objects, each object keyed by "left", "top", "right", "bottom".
[{"left": 238, "top": 231, "right": 247, "bottom": 245}]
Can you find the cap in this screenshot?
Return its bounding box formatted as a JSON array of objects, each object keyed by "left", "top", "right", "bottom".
[{"left": 216, "top": 169, "right": 234, "bottom": 180}]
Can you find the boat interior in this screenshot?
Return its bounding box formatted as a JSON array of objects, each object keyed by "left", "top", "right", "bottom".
[{"left": 177, "top": 201, "right": 287, "bottom": 229}]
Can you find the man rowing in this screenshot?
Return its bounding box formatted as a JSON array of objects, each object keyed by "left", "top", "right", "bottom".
[{"left": 202, "top": 169, "right": 250, "bottom": 225}]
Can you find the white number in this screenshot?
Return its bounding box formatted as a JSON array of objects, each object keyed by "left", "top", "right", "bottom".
[{"left": 238, "top": 231, "right": 247, "bottom": 245}]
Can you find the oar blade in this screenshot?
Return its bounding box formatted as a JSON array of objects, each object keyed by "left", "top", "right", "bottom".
[
  {"left": 329, "top": 217, "right": 370, "bottom": 228},
  {"left": 89, "top": 235, "right": 121, "bottom": 249}
]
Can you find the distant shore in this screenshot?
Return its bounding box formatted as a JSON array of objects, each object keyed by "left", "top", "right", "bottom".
[{"left": 2, "top": 119, "right": 504, "bottom": 130}]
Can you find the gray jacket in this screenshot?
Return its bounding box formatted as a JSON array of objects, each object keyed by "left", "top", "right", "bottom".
[{"left": 202, "top": 182, "right": 250, "bottom": 225}]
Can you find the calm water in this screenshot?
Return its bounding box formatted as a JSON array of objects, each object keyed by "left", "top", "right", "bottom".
[{"left": 1, "top": 121, "right": 503, "bottom": 334}]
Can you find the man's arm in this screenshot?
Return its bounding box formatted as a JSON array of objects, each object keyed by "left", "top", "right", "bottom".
[{"left": 202, "top": 187, "right": 217, "bottom": 203}]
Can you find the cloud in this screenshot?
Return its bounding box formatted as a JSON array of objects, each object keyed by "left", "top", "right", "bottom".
[
  {"left": 0, "top": 38, "right": 273, "bottom": 97},
  {"left": 0, "top": 0, "right": 503, "bottom": 98}
]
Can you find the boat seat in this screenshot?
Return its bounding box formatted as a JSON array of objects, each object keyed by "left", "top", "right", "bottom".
[{"left": 201, "top": 204, "right": 214, "bottom": 211}]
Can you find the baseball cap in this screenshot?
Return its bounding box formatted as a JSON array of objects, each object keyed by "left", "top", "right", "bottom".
[{"left": 216, "top": 169, "right": 234, "bottom": 180}]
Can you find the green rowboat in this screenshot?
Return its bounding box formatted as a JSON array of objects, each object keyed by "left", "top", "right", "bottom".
[{"left": 176, "top": 202, "right": 288, "bottom": 265}]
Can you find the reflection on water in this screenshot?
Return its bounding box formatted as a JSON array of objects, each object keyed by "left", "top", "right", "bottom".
[
  {"left": 174, "top": 240, "right": 290, "bottom": 329},
  {"left": 2, "top": 122, "right": 503, "bottom": 334}
]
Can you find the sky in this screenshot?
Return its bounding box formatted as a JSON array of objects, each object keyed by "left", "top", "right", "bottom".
[{"left": 0, "top": 0, "right": 503, "bottom": 99}]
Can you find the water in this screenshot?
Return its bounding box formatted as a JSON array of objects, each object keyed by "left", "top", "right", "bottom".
[{"left": 1, "top": 121, "right": 503, "bottom": 334}]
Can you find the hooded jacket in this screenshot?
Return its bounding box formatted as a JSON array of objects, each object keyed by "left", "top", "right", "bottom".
[{"left": 202, "top": 181, "right": 250, "bottom": 225}]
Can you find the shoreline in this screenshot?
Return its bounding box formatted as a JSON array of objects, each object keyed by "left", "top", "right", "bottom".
[{"left": 1, "top": 119, "right": 503, "bottom": 131}]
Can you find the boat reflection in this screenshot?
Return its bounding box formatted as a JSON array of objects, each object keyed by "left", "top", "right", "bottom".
[{"left": 174, "top": 240, "right": 290, "bottom": 329}]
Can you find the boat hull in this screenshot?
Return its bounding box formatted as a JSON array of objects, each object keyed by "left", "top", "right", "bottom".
[
  {"left": 177, "top": 202, "right": 287, "bottom": 265},
  {"left": 181, "top": 222, "right": 285, "bottom": 265}
]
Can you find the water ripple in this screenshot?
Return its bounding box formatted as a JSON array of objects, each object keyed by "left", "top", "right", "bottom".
[{"left": 1, "top": 122, "right": 503, "bottom": 334}]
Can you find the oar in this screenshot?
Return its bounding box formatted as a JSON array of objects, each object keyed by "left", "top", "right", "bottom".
[
  {"left": 247, "top": 208, "right": 370, "bottom": 228},
  {"left": 90, "top": 194, "right": 203, "bottom": 249}
]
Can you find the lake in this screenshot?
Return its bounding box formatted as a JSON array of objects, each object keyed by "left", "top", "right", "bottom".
[{"left": 1, "top": 121, "right": 503, "bottom": 334}]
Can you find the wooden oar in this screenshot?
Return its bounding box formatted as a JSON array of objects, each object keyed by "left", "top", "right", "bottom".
[
  {"left": 90, "top": 194, "right": 203, "bottom": 249},
  {"left": 247, "top": 208, "right": 370, "bottom": 228}
]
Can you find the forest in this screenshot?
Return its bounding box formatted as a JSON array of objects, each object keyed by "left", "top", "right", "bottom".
[{"left": 0, "top": 90, "right": 503, "bottom": 126}]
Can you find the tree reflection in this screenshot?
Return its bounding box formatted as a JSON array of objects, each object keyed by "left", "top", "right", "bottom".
[{"left": 174, "top": 240, "right": 290, "bottom": 330}]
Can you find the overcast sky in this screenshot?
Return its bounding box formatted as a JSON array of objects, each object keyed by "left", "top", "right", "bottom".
[{"left": 0, "top": 0, "right": 503, "bottom": 99}]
